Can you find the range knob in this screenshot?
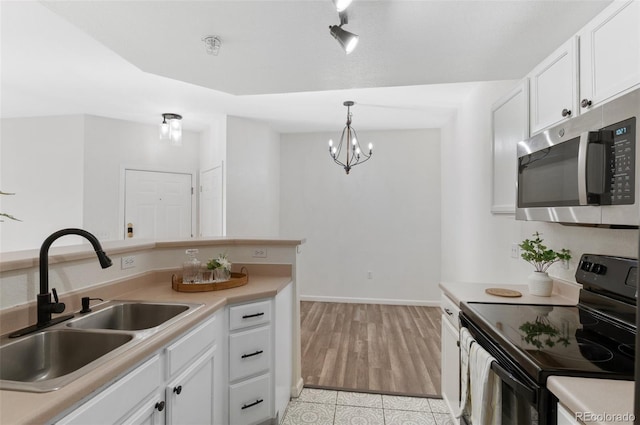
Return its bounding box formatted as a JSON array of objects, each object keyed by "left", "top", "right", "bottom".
[
  {"left": 580, "top": 261, "right": 593, "bottom": 272},
  {"left": 592, "top": 264, "right": 607, "bottom": 275}
]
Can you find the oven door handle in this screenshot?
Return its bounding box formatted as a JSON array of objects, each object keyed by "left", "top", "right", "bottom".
[{"left": 490, "top": 361, "right": 537, "bottom": 404}]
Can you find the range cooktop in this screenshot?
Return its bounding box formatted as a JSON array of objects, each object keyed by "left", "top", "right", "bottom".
[{"left": 463, "top": 302, "right": 635, "bottom": 383}]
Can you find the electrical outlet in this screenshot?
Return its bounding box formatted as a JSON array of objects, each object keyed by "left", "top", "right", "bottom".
[
  {"left": 121, "top": 255, "right": 136, "bottom": 269},
  {"left": 252, "top": 248, "right": 267, "bottom": 258},
  {"left": 511, "top": 243, "right": 520, "bottom": 259}
]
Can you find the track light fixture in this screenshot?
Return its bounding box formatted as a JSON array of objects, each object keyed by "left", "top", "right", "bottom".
[{"left": 329, "top": 11, "right": 359, "bottom": 54}]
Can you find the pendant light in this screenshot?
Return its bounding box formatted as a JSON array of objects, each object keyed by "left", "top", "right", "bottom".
[{"left": 328, "top": 101, "right": 373, "bottom": 174}]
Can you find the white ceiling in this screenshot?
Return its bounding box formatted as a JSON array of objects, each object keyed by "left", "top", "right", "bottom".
[{"left": 1, "top": 0, "right": 611, "bottom": 133}]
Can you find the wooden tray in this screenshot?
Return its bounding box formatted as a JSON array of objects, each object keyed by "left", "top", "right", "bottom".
[
  {"left": 485, "top": 288, "right": 522, "bottom": 298},
  {"left": 172, "top": 271, "right": 248, "bottom": 292}
]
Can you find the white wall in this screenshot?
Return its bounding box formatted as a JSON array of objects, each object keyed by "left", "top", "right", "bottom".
[
  {"left": 0, "top": 115, "right": 201, "bottom": 252},
  {"left": 1, "top": 116, "right": 85, "bottom": 251},
  {"left": 199, "top": 113, "right": 227, "bottom": 235},
  {"left": 440, "top": 81, "right": 639, "bottom": 285},
  {"left": 83, "top": 115, "right": 200, "bottom": 241},
  {"left": 226, "top": 116, "right": 280, "bottom": 237},
  {"left": 280, "top": 129, "right": 442, "bottom": 304}
]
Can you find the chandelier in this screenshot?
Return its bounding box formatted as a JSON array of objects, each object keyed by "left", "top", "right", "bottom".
[{"left": 328, "top": 101, "right": 373, "bottom": 174}]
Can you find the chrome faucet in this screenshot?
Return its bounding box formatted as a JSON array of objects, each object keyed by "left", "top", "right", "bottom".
[{"left": 9, "top": 228, "right": 112, "bottom": 338}]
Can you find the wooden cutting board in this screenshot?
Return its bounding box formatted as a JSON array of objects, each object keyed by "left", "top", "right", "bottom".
[{"left": 485, "top": 288, "right": 522, "bottom": 297}]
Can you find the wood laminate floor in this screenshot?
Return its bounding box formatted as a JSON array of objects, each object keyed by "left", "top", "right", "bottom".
[{"left": 300, "top": 301, "right": 442, "bottom": 397}]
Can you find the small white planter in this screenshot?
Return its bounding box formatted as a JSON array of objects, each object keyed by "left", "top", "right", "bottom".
[{"left": 527, "top": 271, "right": 553, "bottom": 297}]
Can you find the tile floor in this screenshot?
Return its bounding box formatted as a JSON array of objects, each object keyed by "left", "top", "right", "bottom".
[{"left": 282, "top": 388, "right": 456, "bottom": 425}]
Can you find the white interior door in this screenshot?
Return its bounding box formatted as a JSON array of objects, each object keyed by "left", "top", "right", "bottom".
[
  {"left": 124, "top": 169, "right": 193, "bottom": 240},
  {"left": 199, "top": 166, "right": 223, "bottom": 237}
]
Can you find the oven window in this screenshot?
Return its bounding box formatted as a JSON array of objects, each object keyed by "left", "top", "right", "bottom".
[
  {"left": 502, "top": 381, "right": 539, "bottom": 425},
  {"left": 518, "top": 137, "right": 580, "bottom": 207}
]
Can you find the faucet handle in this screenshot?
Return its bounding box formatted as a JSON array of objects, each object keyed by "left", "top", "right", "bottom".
[
  {"left": 50, "top": 288, "right": 66, "bottom": 314},
  {"left": 52, "top": 288, "right": 60, "bottom": 303}
]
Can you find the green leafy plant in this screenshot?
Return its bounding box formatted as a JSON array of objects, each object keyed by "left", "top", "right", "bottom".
[
  {"left": 519, "top": 318, "right": 570, "bottom": 349},
  {"left": 519, "top": 232, "right": 571, "bottom": 272},
  {"left": 207, "top": 253, "right": 231, "bottom": 271},
  {"left": 0, "top": 191, "right": 20, "bottom": 222}
]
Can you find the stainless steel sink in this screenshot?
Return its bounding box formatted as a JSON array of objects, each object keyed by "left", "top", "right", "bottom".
[
  {"left": 67, "top": 302, "right": 191, "bottom": 331},
  {"left": 0, "top": 300, "right": 203, "bottom": 392},
  {"left": 0, "top": 330, "right": 134, "bottom": 392}
]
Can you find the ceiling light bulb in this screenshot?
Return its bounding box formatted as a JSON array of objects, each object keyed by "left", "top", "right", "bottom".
[
  {"left": 160, "top": 121, "right": 169, "bottom": 140},
  {"left": 352, "top": 136, "right": 357, "bottom": 146},
  {"left": 368, "top": 143, "right": 373, "bottom": 150},
  {"left": 332, "top": 0, "right": 353, "bottom": 12},
  {"left": 329, "top": 25, "right": 359, "bottom": 55},
  {"left": 355, "top": 147, "right": 361, "bottom": 155},
  {"left": 329, "top": 139, "right": 333, "bottom": 147}
]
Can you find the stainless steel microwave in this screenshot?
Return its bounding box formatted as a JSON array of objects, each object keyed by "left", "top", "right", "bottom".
[{"left": 516, "top": 88, "right": 639, "bottom": 227}]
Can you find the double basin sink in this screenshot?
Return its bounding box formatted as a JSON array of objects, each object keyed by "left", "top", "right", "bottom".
[{"left": 0, "top": 300, "right": 202, "bottom": 392}]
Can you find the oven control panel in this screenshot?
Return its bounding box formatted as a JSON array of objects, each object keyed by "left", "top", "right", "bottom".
[{"left": 576, "top": 254, "right": 637, "bottom": 300}]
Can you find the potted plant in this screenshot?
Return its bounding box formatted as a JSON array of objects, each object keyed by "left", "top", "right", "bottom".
[
  {"left": 207, "top": 253, "right": 232, "bottom": 282},
  {"left": 519, "top": 232, "right": 571, "bottom": 296}
]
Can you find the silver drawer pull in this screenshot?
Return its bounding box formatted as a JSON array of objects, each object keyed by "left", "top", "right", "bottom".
[
  {"left": 241, "top": 350, "right": 264, "bottom": 359},
  {"left": 242, "top": 312, "right": 265, "bottom": 319},
  {"left": 444, "top": 308, "right": 453, "bottom": 316},
  {"left": 241, "top": 399, "right": 264, "bottom": 410}
]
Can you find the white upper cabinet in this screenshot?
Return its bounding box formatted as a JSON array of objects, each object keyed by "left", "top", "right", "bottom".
[
  {"left": 491, "top": 80, "right": 529, "bottom": 214},
  {"left": 578, "top": 0, "right": 640, "bottom": 111},
  {"left": 529, "top": 37, "right": 579, "bottom": 135}
]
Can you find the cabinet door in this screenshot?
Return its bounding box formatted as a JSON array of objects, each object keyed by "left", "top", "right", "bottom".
[
  {"left": 441, "top": 315, "right": 460, "bottom": 419},
  {"left": 529, "top": 37, "right": 578, "bottom": 135},
  {"left": 57, "top": 355, "right": 161, "bottom": 425},
  {"left": 491, "top": 80, "right": 528, "bottom": 214},
  {"left": 122, "top": 393, "right": 166, "bottom": 425},
  {"left": 579, "top": 0, "right": 640, "bottom": 110},
  {"left": 165, "top": 346, "right": 216, "bottom": 425}
]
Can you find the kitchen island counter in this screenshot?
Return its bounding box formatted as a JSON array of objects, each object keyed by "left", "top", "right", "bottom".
[{"left": 0, "top": 265, "right": 293, "bottom": 425}]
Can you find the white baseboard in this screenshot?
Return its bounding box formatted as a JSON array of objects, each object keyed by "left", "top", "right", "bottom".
[{"left": 299, "top": 295, "right": 440, "bottom": 307}]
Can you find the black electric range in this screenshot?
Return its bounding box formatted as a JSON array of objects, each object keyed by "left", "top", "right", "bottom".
[{"left": 459, "top": 254, "right": 637, "bottom": 425}]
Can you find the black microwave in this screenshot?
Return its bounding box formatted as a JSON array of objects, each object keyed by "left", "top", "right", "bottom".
[{"left": 516, "top": 88, "right": 639, "bottom": 227}]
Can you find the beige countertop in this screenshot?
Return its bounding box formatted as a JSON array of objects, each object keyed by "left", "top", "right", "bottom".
[
  {"left": 439, "top": 279, "right": 580, "bottom": 306},
  {"left": 548, "top": 376, "right": 635, "bottom": 425},
  {"left": 0, "top": 266, "right": 293, "bottom": 425}
]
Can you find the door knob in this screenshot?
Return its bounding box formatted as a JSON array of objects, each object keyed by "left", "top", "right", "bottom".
[
  {"left": 155, "top": 401, "right": 165, "bottom": 412},
  {"left": 581, "top": 99, "right": 592, "bottom": 108},
  {"left": 561, "top": 109, "right": 572, "bottom": 117},
  {"left": 173, "top": 385, "right": 183, "bottom": 395}
]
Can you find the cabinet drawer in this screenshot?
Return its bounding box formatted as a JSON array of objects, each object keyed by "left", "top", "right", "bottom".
[
  {"left": 166, "top": 314, "right": 217, "bottom": 377},
  {"left": 229, "top": 300, "right": 271, "bottom": 331},
  {"left": 229, "top": 373, "right": 272, "bottom": 425},
  {"left": 229, "top": 325, "right": 271, "bottom": 382},
  {"left": 57, "top": 355, "right": 161, "bottom": 425},
  {"left": 440, "top": 293, "right": 460, "bottom": 330}
]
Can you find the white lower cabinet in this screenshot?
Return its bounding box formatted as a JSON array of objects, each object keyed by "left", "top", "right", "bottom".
[
  {"left": 229, "top": 373, "right": 272, "bottom": 425},
  {"left": 440, "top": 293, "right": 461, "bottom": 424},
  {"left": 57, "top": 355, "right": 162, "bottom": 425},
  {"left": 56, "top": 311, "right": 222, "bottom": 425},
  {"left": 55, "top": 286, "right": 294, "bottom": 425},
  {"left": 557, "top": 403, "right": 580, "bottom": 425},
  {"left": 165, "top": 346, "right": 217, "bottom": 425},
  {"left": 227, "top": 298, "right": 274, "bottom": 425}
]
